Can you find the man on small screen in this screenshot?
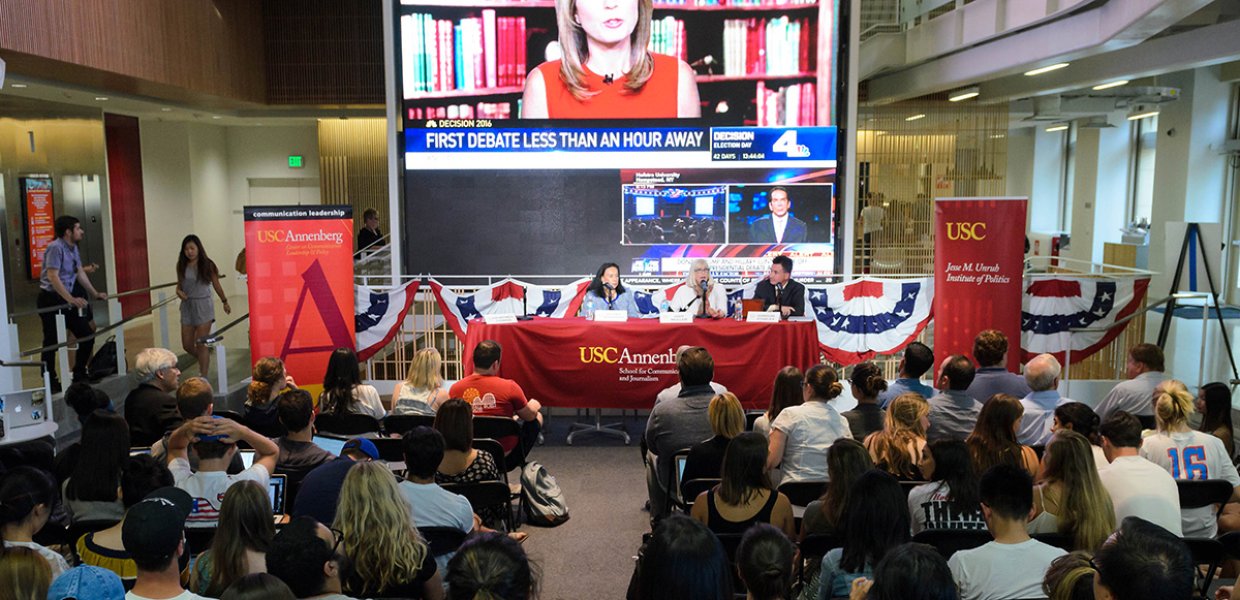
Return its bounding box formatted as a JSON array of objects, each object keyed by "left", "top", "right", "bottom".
[
  {"left": 748, "top": 187, "right": 807, "bottom": 244},
  {"left": 753, "top": 255, "right": 805, "bottom": 317}
]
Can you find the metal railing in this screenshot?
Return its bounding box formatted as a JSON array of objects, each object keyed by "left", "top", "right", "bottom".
[{"left": 198, "top": 312, "right": 252, "bottom": 396}]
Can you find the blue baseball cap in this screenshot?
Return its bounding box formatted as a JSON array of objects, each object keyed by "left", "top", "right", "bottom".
[
  {"left": 47, "top": 565, "right": 125, "bottom": 600},
  {"left": 342, "top": 437, "right": 379, "bottom": 460},
  {"left": 195, "top": 415, "right": 229, "bottom": 443}
]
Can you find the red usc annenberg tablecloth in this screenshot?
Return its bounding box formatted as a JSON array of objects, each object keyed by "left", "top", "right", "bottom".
[{"left": 462, "top": 317, "right": 821, "bottom": 409}]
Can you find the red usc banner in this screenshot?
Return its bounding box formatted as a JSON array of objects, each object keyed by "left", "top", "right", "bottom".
[
  {"left": 244, "top": 206, "right": 355, "bottom": 394},
  {"left": 934, "top": 198, "right": 1028, "bottom": 373}
]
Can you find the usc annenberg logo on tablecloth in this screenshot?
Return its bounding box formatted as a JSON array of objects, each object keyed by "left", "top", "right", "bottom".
[
  {"left": 579, "top": 347, "right": 677, "bottom": 365},
  {"left": 944, "top": 222, "right": 987, "bottom": 241}
]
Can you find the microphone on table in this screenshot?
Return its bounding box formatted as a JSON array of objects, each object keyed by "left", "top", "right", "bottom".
[
  {"left": 603, "top": 74, "right": 615, "bottom": 85},
  {"left": 603, "top": 282, "right": 615, "bottom": 309},
  {"left": 775, "top": 283, "right": 784, "bottom": 318}
]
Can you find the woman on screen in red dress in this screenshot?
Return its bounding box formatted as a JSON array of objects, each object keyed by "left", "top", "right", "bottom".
[{"left": 521, "top": 0, "right": 701, "bottom": 119}]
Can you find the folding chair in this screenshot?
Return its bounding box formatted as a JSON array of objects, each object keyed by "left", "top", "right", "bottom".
[
  {"left": 912, "top": 529, "right": 992, "bottom": 559},
  {"left": 315, "top": 413, "right": 382, "bottom": 436},
  {"left": 473, "top": 416, "right": 528, "bottom": 473},
  {"left": 777, "top": 480, "right": 828, "bottom": 508},
  {"left": 383, "top": 414, "right": 436, "bottom": 436},
  {"left": 418, "top": 526, "right": 470, "bottom": 559},
  {"left": 745, "top": 411, "right": 765, "bottom": 432},
  {"left": 442, "top": 481, "right": 516, "bottom": 532},
  {"left": 1175, "top": 480, "right": 1234, "bottom": 598},
  {"left": 680, "top": 478, "right": 721, "bottom": 514},
  {"left": 1031, "top": 532, "right": 1075, "bottom": 552}
]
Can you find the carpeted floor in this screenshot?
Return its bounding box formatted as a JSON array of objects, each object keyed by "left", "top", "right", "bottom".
[{"left": 516, "top": 414, "right": 651, "bottom": 600}]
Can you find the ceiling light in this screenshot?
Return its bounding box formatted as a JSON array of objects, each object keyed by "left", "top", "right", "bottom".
[
  {"left": 10, "top": 83, "right": 27, "bottom": 89},
  {"left": 1092, "top": 80, "right": 1129, "bottom": 91},
  {"left": 161, "top": 107, "right": 172, "bottom": 112},
  {"left": 94, "top": 97, "right": 109, "bottom": 101},
  {"left": 1045, "top": 123, "right": 1069, "bottom": 132},
  {"left": 949, "top": 87, "right": 980, "bottom": 102},
  {"left": 1127, "top": 110, "right": 1159, "bottom": 121},
  {"left": 1024, "top": 63, "right": 1070, "bottom": 76},
  {"left": 212, "top": 115, "right": 221, "bottom": 119},
  {"left": 905, "top": 114, "right": 926, "bottom": 122},
  {"left": 989, "top": 134, "right": 1006, "bottom": 139}
]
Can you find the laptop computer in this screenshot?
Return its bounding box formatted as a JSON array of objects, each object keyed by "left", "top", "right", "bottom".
[
  {"left": 312, "top": 435, "right": 347, "bottom": 456},
  {"left": 0, "top": 388, "right": 49, "bottom": 441},
  {"left": 268, "top": 474, "right": 287, "bottom": 515}
]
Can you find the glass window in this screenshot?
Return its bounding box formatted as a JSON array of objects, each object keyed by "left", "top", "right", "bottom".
[{"left": 1129, "top": 114, "right": 1158, "bottom": 225}]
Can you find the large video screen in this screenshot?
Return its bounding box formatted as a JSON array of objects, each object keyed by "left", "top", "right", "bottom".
[{"left": 393, "top": 0, "right": 846, "bottom": 281}]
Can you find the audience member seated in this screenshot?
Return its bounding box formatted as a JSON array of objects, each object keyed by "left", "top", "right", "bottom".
[
  {"left": 1018, "top": 354, "right": 1070, "bottom": 446},
  {"left": 682, "top": 392, "right": 745, "bottom": 484},
  {"left": 318, "top": 347, "right": 386, "bottom": 420},
  {"left": 966, "top": 394, "right": 1039, "bottom": 476},
  {"left": 266, "top": 517, "right": 359, "bottom": 600},
  {"left": 849, "top": 542, "right": 956, "bottom": 600},
  {"left": 843, "top": 362, "right": 887, "bottom": 440},
  {"left": 691, "top": 433, "right": 795, "bottom": 537},
  {"left": 1040, "top": 551, "right": 1096, "bottom": 600},
  {"left": 965, "top": 330, "right": 1030, "bottom": 404},
  {"left": 877, "top": 341, "right": 936, "bottom": 409},
  {"left": 753, "top": 366, "right": 802, "bottom": 438},
  {"left": 190, "top": 481, "right": 274, "bottom": 596},
  {"left": 0, "top": 545, "right": 52, "bottom": 599},
  {"left": 1197, "top": 381, "right": 1235, "bottom": 457},
  {"left": 1092, "top": 517, "right": 1193, "bottom": 600},
  {"left": 948, "top": 465, "right": 1067, "bottom": 600},
  {"left": 64, "top": 381, "right": 114, "bottom": 425},
  {"left": 434, "top": 398, "right": 504, "bottom": 528},
  {"left": 1029, "top": 430, "right": 1116, "bottom": 550},
  {"left": 446, "top": 532, "right": 537, "bottom": 600},
  {"left": 802, "top": 438, "right": 872, "bottom": 539},
  {"left": 1139, "top": 379, "right": 1240, "bottom": 538},
  {"left": 927, "top": 355, "right": 982, "bottom": 443},
  {"left": 655, "top": 346, "right": 729, "bottom": 406},
  {"left": 167, "top": 416, "right": 278, "bottom": 527},
  {"left": 275, "top": 389, "right": 334, "bottom": 489},
  {"left": 333, "top": 461, "right": 442, "bottom": 598},
  {"left": 1098, "top": 411, "right": 1182, "bottom": 535},
  {"left": 1094, "top": 343, "right": 1166, "bottom": 420},
  {"left": 47, "top": 565, "right": 127, "bottom": 600},
  {"left": 908, "top": 440, "right": 986, "bottom": 534},
  {"left": 220, "top": 573, "right": 296, "bottom": 600},
  {"left": 804, "top": 470, "right": 910, "bottom": 600},
  {"left": 400, "top": 426, "right": 475, "bottom": 572},
  {"left": 1052, "top": 402, "right": 1107, "bottom": 470},
  {"left": 124, "top": 348, "right": 183, "bottom": 447},
  {"left": 765, "top": 364, "right": 852, "bottom": 485},
  {"left": 0, "top": 466, "right": 69, "bottom": 577},
  {"left": 392, "top": 347, "right": 451, "bottom": 416},
  {"left": 122, "top": 486, "right": 205, "bottom": 600},
  {"left": 628, "top": 514, "right": 732, "bottom": 600},
  {"left": 646, "top": 346, "right": 720, "bottom": 518},
  {"left": 77, "top": 454, "right": 174, "bottom": 588},
  {"left": 244, "top": 357, "right": 295, "bottom": 434},
  {"left": 864, "top": 393, "right": 930, "bottom": 481},
  {"left": 291, "top": 438, "right": 378, "bottom": 525},
  {"left": 449, "top": 340, "right": 543, "bottom": 455},
  {"left": 62, "top": 410, "right": 129, "bottom": 523},
  {"left": 148, "top": 377, "right": 235, "bottom": 470},
  {"left": 736, "top": 523, "right": 795, "bottom": 600}
]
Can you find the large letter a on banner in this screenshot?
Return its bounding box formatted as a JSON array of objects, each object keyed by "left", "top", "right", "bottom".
[{"left": 281, "top": 259, "right": 354, "bottom": 358}]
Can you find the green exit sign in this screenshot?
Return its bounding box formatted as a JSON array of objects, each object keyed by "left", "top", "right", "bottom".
[{"left": 288, "top": 155, "right": 304, "bottom": 168}]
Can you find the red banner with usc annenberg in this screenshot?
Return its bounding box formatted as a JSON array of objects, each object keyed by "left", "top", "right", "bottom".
[
  {"left": 244, "top": 206, "right": 355, "bottom": 393},
  {"left": 934, "top": 198, "right": 1027, "bottom": 373}
]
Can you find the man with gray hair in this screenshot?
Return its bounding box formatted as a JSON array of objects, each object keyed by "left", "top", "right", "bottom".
[
  {"left": 125, "top": 348, "right": 183, "bottom": 446},
  {"left": 1016, "top": 353, "right": 1072, "bottom": 446}
]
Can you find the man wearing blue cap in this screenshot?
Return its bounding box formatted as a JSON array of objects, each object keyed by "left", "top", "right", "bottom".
[
  {"left": 166, "top": 415, "right": 279, "bottom": 528},
  {"left": 292, "top": 437, "right": 378, "bottom": 526},
  {"left": 48, "top": 565, "right": 126, "bottom": 600}
]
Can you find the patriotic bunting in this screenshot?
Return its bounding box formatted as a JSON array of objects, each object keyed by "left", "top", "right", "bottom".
[
  {"left": 355, "top": 279, "right": 421, "bottom": 361},
  {"left": 428, "top": 277, "right": 590, "bottom": 340},
  {"left": 1020, "top": 277, "right": 1150, "bottom": 364},
  {"left": 805, "top": 277, "right": 935, "bottom": 365}
]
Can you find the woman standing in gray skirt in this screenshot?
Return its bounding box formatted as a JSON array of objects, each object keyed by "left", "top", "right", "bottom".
[{"left": 176, "top": 235, "right": 230, "bottom": 376}]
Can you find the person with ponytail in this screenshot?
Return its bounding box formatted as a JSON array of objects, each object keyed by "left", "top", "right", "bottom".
[
  {"left": 1042, "top": 551, "right": 1097, "bottom": 600},
  {"left": 1140, "top": 379, "right": 1240, "bottom": 538},
  {"left": 864, "top": 393, "right": 930, "bottom": 481},
  {"left": 244, "top": 357, "right": 295, "bottom": 433},
  {"left": 842, "top": 362, "right": 888, "bottom": 440},
  {"left": 736, "top": 524, "right": 795, "bottom": 600},
  {"left": 0, "top": 467, "right": 69, "bottom": 577},
  {"left": 447, "top": 532, "right": 538, "bottom": 600},
  {"left": 965, "top": 394, "right": 1039, "bottom": 477},
  {"left": 1052, "top": 402, "right": 1108, "bottom": 471},
  {"left": 765, "top": 364, "right": 853, "bottom": 484},
  {"left": 1029, "top": 430, "right": 1116, "bottom": 551}
]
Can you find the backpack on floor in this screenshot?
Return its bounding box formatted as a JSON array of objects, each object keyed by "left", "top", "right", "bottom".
[
  {"left": 520, "top": 461, "right": 569, "bottom": 527},
  {"left": 87, "top": 336, "right": 121, "bottom": 380}
]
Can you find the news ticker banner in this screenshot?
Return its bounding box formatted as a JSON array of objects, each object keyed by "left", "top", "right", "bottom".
[
  {"left": 934, "top": 198, "right": 1028, "bottom": 373},
  {"left": 244, "top": 206, "right": 355, "bottom": 396},
  {"left": 20, "top": 176, "right": 55, "bottom": 280},
  {"left": 404, "top": 123, "right": 837, "bottom": 170}
]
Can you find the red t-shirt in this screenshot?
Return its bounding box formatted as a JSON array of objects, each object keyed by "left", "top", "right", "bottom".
[{"left": 449, "top": 374, "right": 529, "bottom": 453}]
